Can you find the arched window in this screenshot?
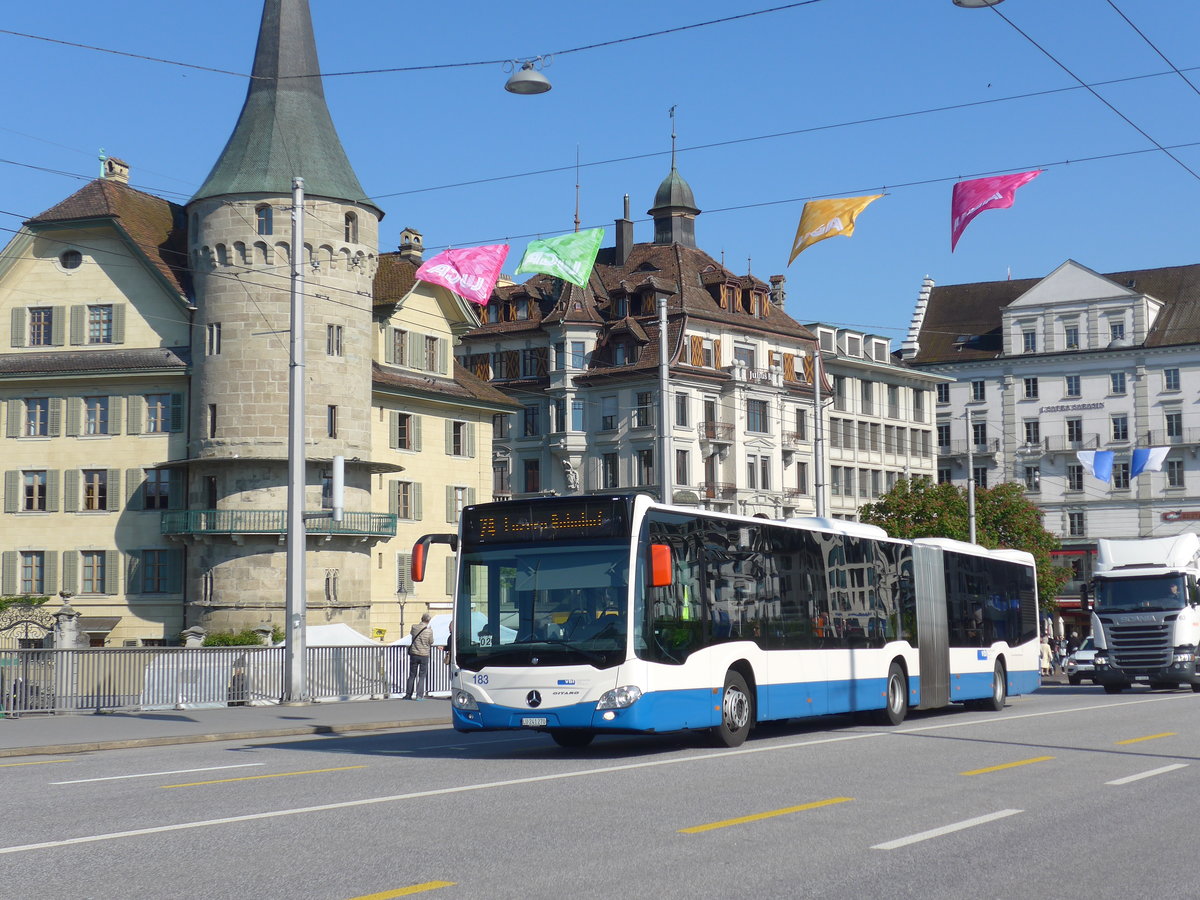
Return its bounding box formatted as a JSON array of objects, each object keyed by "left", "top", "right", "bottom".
[
  {"left": 256, "top": 205, "right": 273, "bottom": 236},
  {"left": 344, "top": 212, "right": 358, "bottom": 244}
]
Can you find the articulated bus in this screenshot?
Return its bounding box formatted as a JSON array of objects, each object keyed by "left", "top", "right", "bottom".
[{"left": 412, "top": 493, "right": 1040, "bottom": 749}]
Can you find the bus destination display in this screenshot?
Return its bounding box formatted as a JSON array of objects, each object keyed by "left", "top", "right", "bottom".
[{"left": 463, "top": 498, "right": 630, "bottom": 545}]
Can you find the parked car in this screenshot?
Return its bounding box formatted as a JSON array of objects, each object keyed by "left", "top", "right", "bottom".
[{"left": 1065, "top": 636, "right": 1096, "bottom": 685}]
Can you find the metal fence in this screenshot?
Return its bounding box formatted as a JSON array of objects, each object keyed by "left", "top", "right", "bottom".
[{"left": 0, "top": 645, "right": 451, "bottom": 716}]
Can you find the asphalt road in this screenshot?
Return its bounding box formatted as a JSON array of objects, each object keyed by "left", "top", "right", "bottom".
[{"left": 3, "top": 683, "right": 1198, "bottom": 900}]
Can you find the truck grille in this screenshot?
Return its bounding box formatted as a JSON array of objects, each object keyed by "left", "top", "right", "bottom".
[{"left": 1107, "top": 621, "right": 1172, "bottom": 671}]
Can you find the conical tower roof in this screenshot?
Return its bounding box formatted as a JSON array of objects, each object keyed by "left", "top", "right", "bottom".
[{"left": 191, "top": 0, "right": 379, "bottom": 214}]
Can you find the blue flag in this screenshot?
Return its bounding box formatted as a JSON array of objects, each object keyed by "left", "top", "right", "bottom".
[{"left": 1076, "top": 450, "right": 1113, "bottom": 482}]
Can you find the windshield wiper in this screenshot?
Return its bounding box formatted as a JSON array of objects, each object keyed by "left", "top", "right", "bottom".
[{"left": 534, "top": 638, "right": 607, "bottom": 665}]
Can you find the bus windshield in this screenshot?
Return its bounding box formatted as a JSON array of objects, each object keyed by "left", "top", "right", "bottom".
[
  {"left": 454, "top": 540, "right": 629, "bottom": 670},
  {"left": 1094, "top": 574, "right": 1187, "bottom": 613}
]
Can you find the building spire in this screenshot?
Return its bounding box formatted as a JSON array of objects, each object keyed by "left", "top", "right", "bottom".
[{"left": 191, "top": 0, "right": 378, "bottom": 213}]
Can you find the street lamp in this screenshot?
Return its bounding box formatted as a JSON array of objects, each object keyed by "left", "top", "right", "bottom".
[
  {"left": 952, "top": 0, "right": 1005, "bottom": 7},
  {"left": 504, "top": 57, "right": 553, "bottom": 95}
]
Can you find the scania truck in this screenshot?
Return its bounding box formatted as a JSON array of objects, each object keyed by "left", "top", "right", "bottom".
[{"left": 1090, "top": 533, "right": 1200, "bottom": 694}]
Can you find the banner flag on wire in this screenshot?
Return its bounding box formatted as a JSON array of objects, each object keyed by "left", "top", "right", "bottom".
[
  {"left": 1076, "top": 450, "right": 1114, "bottom": 482},
  {"left": 515, "top": 228, "right": 605, "bottom": 287},
  {"left": 1131, "top": 447, "right": 1170, "bottom": 478},
  {"left": 415, "top": 245, "right": 510, "bottom": 306},
  {"left": 950, "top": 170, "right": 1041, "bottom": 251},
  {"left": 787, "top": 195, "right": 883, "bottom": 264}
]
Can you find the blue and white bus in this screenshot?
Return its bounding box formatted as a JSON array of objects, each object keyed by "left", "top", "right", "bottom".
[{"left": 413, "top": 493, "right": 1040, "bottom": 749}]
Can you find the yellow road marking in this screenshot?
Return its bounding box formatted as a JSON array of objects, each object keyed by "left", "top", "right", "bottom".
[
  {"left": 348, "top": 883, "right": 455, "bottom": 899},
  {"left": 961, "top": 756, "right": 1054, "bottom": 776},
  {"left": 161, "top": 765, "right": 366, "bottom": 788},
  {"left": 0, "top": 759, "right": 72, "bottom": 768},
  {"left": 679, "top": 797, "right": 852, "bottom": 834},
  {"left": 1116, "top": 732, "right": 1177, "bottom": 745}
]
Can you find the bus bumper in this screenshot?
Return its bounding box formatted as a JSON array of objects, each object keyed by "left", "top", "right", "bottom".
[{"left": 452, "top": 687, "right": 718, "bottom": 735}]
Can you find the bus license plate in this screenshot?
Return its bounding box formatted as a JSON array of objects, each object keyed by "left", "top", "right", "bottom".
[{"left": 521, "top": 717, "right": 547, "bottom": 727}]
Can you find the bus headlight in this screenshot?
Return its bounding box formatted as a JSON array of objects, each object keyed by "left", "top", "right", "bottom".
[
  {"left": 597, "top": 685, "right": 643, "bottom": 709},
  {"left": 452, "top": 689, "right": 479, "bottom": 710}
]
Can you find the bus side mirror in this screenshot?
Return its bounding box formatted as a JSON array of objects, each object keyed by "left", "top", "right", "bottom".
[
  {"left": 649, "top": 543, "right": 673, "bottom": 588},
  {"left": 411, "top": 533, "right": 459, "bottom": 583}
]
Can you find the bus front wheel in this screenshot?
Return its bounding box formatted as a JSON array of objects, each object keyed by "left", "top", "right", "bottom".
[
  {"left": 716, "top": 671, "right": 753, "bottom": 748},
  {"left": 985, "top": 660, "right": 1007, "bottom": 711},
  {"left": 876, "top": 662, "right": 908, "bottom": 726}
]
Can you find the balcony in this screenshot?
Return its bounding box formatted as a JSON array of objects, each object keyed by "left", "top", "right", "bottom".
[
  {"left": 700, "top": 482, "right": 736, "bottom": 500},
  {"left": 937, "top": 438, "right": 1000, "bottom": 458},
  {"left": 1142, "top": 427, "right": 1200, "bottom": 447},
  {"left": 782, "top": 430, "right": 807, "bottom": 448},
  {"left": 162, "top": 510, "right": 397, "bottom": 538},
  {"left": 701, "top": 421, "right": 735, "bottom": 443},
  {"left": 1043, "top": 434, "right": 1101, "bottom": 453}
]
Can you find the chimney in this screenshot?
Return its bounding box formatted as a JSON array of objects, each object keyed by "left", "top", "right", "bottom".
[
  {"left": 102, "top": 156, "right": 130, "bottom": 184},
  {"left": 615, "top": 194, "right": 633, "bottom": 267},
  {"left": 768, "top": 274, "right": 786, "bottom": 308},
  {"left": 398, "top": 227, "right": 424, "bottom": 264}
]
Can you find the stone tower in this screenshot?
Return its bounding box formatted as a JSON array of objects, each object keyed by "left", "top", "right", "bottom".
[{"left": 182, "top": 0, "right": 386, "bottom": 632}]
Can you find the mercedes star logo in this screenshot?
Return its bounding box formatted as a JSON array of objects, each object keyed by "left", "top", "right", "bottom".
[{"left": 526, "top": 690, "right": 542, "bottom": 708}]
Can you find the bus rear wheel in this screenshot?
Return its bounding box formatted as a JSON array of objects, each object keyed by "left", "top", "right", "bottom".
[
  {"left": 716, "top": 671, "right": 752, "bottom": 748},
  {"left": 550, "top": 730, "right": 595, "bottom": 749},
  {"left": 876, "top": 662, "right": 908, "bottom": 726}
]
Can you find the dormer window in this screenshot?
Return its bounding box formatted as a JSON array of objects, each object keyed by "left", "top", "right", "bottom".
[
  {"left": 613, "top": 296, "right": 627, "bottom": 317},
  {"left": 846, "top": 335, "right": 861, "bottom": 357},
  {"left": 1110, "top": 321, "right": 1126, "bottom": 342},
  {"left": 1022, "top": 330, "right": 1037, "bottom": 353},
  {"left": 256, "top": 205, "right": 273, "bottom": 236}
]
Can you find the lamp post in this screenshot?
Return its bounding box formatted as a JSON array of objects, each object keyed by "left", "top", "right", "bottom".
[
  {"left": 283, "top": 176, "right": 307, "bottom": 704},
  {"left": 657, "top": 288, "right": 673, "bottom": 505}
]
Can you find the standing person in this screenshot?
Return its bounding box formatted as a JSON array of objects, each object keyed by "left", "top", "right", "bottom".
[
  {"left": 403, "top": 613, "right": 434, "bottom": 700},
  {"left": 1040, "top": 636, "right": 1053, "bottom": 676}
]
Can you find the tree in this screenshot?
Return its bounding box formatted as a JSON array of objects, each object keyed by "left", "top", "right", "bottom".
[{"left": 859, "top": 478, "right": 1072, "bottom": 610}]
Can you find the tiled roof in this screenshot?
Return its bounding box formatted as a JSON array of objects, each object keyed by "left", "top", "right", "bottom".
[
  {"left": 909, "top": 262, "right": 1200, "bottom": 364},
  {"left": 373, "top": 252, "right": 418, "bottom": 306},
  {"left": 372, "top": 361, "right": 519, "bottom": 409},
  {"left": 27, "top": 179, "right": 190, "bottom": 298},
  {"left": 0, "top": 347, "right": 191, "bottom": 377}
]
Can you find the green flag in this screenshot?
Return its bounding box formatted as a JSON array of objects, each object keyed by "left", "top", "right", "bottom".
[{"left": 515, "top": 228, "right": 604, "bottom": 287}]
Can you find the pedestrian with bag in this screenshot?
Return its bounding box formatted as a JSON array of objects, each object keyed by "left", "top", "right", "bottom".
[{"left": 403, "top": 613, "right": 434, "bottom": 700}]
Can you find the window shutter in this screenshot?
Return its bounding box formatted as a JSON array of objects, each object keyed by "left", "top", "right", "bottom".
[
  {"left": 436, "top": 338, "right": 448, "bottom": 375},
  {"left": 783, "top": 353, "right": 796, "bottom": 383},
  {"left": 169, "top": 394, "right": 184, "bottom": 432},
  {"left": 445, "top": 485, "right": 455, "bottom": 523},
  {"left": 101, "top": 550, "right": 118, "bottom": 594},
  {"left": 5, "top": 401, "right": 21, "bottom": 438},
  {"left": 445, "top": 420, "right": 453, "bottom": 455},
  {"left": 396, "top": 553, "right": 412, "bottom": 593},
  {"left": 48, "top": 398, "right": 63, "bottom": 437},
  {"left": 44, "top": 551, "right": 58, "bottom": 594},
  {"left": 407, "top": 331, "right": 421, "bottom": 369},
  {"left": 168, "top": 469, "right": 185, "bottom": 510},
  {"left": 109, "top": 396, "right": 123, "bottom": 435},
  {"left": 690, "top": 335, "right": 702, "bottom": 366},
  {"left": 803, "top": 355, "right": 814, "bottom": 384},
  {"left": 70, "top": 306, "right": 85, "bottom": 345},
  {"left": 445, "top": 558, "right": 456, "bottom": 596},
  {"left": 64, "top": 470, "right": 79, "bottom": 512},
  {"left": 125, "top": 468, "right": 144, "bottom": 510},
  {"left": 389, "top": 411, "right": 400, "bottom": 449},
  {"left": 467, "top": 487, "right": 477, "bottom": 506},
  {"left": 412, "top": 483, "right": 423, "bottom": 520},
  {"left": 127, "top": 396, "right": 144, "bottom": 435},
  {"left": 51, "top": 307, "right": 66, "bottom": 346},
  {"left": 1, "top": 551, "right": 16, "bottom": 595},
  {"left": 535, "top": 347, "right": 548, "bottom": 376},
  {"left": 66, "top": 397, "right": 81, "bottom": 436},
  {"left": 388, "top": 482, "right": 398, "bottom": 516},
  {"left": 713, "top": 339, "right": 722, "bottom": 368},
  {"left": 10, "top": 308, "right": 26, "bottom": 348},
  {"left": 107, "top": 469, "right": 121, "bottom": 511},
  {"left": 3, "top": 471, "right": 18, "bottom": 513},
  {"left": 62, "top": 550, "right": 79, "bottom": 594},
  {"left": 166, "top": 549, "right": 183, "bottom": 594},
  {"left": 412, "top": 416, "right": 422, "bottom": 452},
  {"left": 126, "top": 551, "right": 142, "bottom": 594},
  {"left": 46, "top": 470, "right": 60, "bottom": 512},
  {"left": 112, "top": 304, "right": 126, "bottom": 344},
  {"left": 467, "top": 422, "right": 476, "bottom": 459},
  {"left": 504, "top": 350, "right": 519, "bottom": 378}
]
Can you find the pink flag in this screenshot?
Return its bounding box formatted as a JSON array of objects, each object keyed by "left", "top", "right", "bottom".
[
  {"left": 415, "top": 244, "right": 509, "bottom": 305},
  {"left": 950, "top": 170, "right": 1041, "bottom": 251}
]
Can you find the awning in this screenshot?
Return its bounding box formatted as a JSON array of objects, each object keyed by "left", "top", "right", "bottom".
[{"left": 77, "top": 617, "right": 120, "bottom": 634}]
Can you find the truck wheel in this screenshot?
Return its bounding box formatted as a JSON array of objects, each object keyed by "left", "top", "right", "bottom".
[
  {"left": 875, "top": 661, "right": 909, "bottom": 726},
  {"left": 715, "top": 670, "right": 753, "bottom": 748},
  {"left": 1103, "top": 684, "right": 1123, "bottom": 694},
  {"left": 1192, "top": 683, "right": 1200, "bottom": 694},
  {"left": 1068, "top": 675, "right": 1081, "bottom": 685}
]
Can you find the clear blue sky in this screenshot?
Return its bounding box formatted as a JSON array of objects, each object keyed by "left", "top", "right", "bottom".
[{"left": 3, "top": 0, "right": 1199, "bottom": 342}]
